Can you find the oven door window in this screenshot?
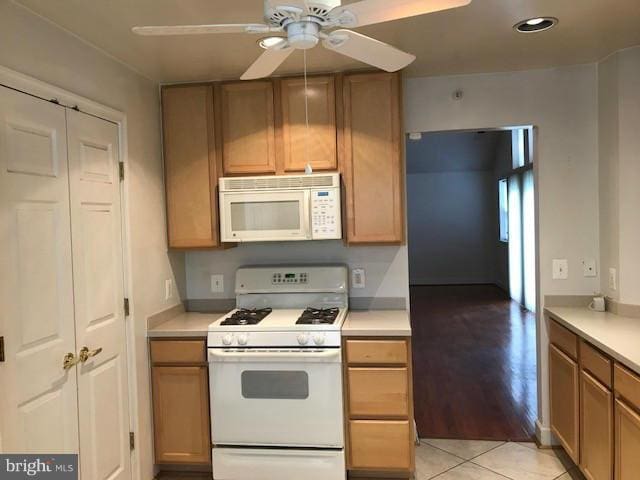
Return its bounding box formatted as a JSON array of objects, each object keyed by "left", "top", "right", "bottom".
[{"left": 241, "top": 371, "right": 309, "bottom": 399}]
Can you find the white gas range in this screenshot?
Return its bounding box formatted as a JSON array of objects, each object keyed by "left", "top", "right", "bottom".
[{"left": 207, "top": 265, "right": 348, "bottom": 480}]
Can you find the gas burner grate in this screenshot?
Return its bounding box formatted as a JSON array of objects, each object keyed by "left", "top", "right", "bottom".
[
  {"left": 296, "top": 307, "right": 339, "bottom": 325},
  {"left": 222, "top": 308, "right": 273, "bottom": 326}
]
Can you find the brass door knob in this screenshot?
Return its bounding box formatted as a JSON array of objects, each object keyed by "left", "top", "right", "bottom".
[
  {"left": 63, "top": 352, "right": 80, "bottom": 370},
  {"left": 79, "top": 346, "right": 103, "bottom": 363}
]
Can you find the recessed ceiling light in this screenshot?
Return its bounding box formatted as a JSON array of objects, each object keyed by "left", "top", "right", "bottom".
[
  {"left": 514, "top": 17, "right": 558, "bottom": 33},
  {"left": 258, "top": 36, "right": 286, "bottom": 49}
]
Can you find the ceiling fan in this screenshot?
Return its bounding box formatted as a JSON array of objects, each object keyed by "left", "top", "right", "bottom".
[{"left": 132, "top": 0, "right": 472, "bottom": 80}]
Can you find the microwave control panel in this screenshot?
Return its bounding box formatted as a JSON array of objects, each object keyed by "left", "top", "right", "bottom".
[{"left": 311, "top": 189, "right": 341, "bottom": 240}]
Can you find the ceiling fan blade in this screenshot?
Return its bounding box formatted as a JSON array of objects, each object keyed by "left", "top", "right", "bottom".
[
  {"left": 323, "top": 30, "right": 416, "bottom": 72},
  {"left": 331, "top": 0, "right": 471, "bottom": 27},
  {"left": 132, "top": 24, "right": 271, "bottom": 36},
  {"left": 241, "top": 46, "right": 295, "bottom": 80}
]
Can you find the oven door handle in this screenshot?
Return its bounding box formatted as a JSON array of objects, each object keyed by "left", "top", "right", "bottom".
[{"left": 208, "top": 348, "right": 342, "bottom": 364}]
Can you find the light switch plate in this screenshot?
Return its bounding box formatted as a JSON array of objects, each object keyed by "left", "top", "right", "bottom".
[
  {"left": 552, "top": 259, "right": 569, "bottom": 280},
  {"left": 165, "top": 279, "right": 173, "bottom": 300},
  {"left": 352, "top": 268, "right": 366, "bottom": 289},
  {"left": 609, "top": 268, "right": 617, "bottom": 291},
  {"left": 211, "top": 274, "right": 224, "bottom": 293},
  {"left": 582, "top": 259, "right": 597, "bottom": 277}
]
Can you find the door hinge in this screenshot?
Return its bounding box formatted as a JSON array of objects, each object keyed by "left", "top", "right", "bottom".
[
  {"left": 119, "top": 162, "right": 125, "bottom": 181},
  {"left": 124, "top": 298, "right": 130, "bottom": 317},
  {"left": 129, "top": 432, "right": 135, "bottom": 450},
  {"left": 0, "top": 336, "right": 4, "bottom": 362}
]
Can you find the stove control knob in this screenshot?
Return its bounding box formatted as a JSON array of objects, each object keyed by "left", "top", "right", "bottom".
[
  {"left": 313, "top": 333, "right": 325, "bottom": 346},
  {"left": 237, "top": 333, "right": 249, "bottom": 346},
  {"left": 222, "top": 334, "right": 233, "bottom": 346},
  {"left": 297, "top": 333, "right": 310, "bottom": 345}
]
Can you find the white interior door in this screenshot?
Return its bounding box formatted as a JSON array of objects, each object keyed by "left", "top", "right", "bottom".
[
  {"left": 66, "top": 109, "right": 131, "bottom": 480},
  {"left": 0, "top": 86, "right": 79, "bottom": 452}
]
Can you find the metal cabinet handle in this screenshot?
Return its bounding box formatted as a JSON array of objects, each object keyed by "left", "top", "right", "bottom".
[
  {"left": 63, "top": 352, "right": 80, "bottom": 370},
  {"left": 79, "top": 346, "right": 103, "bottom": 363}
]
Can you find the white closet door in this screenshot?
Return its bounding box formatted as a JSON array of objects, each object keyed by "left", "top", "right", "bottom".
[
  {"left": 66, "top": 109, "right": 131, "bottom": 480},
  {"left": 0, "top": 86, "right": 79, "bottom": 453}
]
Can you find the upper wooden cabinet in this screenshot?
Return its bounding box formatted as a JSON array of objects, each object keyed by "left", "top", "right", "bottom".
[
  {"left": 278, "top": 76, "right": 337, "bottom": 172},
  {"left": 342, "top": 72, "right": 404, "bottom": 244},
  {"left": 219, "top": 81, "right": 276, "bottom": 175},
  {"left": 162, "top": 85, "right": 219, "bottom": 249}
]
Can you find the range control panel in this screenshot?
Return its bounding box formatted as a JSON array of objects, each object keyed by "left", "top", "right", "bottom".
[
  {"left": 272, "top": 272, "right": 308, "bottom": 284},
  {"left": 311, "top": 189, "right": 341, "bottom": 240}
]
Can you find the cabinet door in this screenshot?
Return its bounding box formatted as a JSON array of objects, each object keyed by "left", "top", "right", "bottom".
[
  {"left": 549, "top": 343, "right": 580, "bottom": 463},
  {"left": 162, "top": 85, "right": 219, "bottom": 248},
  {"left": 580, "top": 371, "right": 613, "bottom": 480},
  {"left": 342, "top": 72, "right": 404, "bottom": 244},
  {"left": 615, "top": 399, "right": 640, "bottom": 480},
  {"left": 152, "top": 366, "right": 211, "bottom": 464},
  {"left": 220, "top": 81, "right": 276, "bottom": 175},
  {"left": 280, "top": 76, "right": 337, "bottom": 172},
  {"left": 349, "top": 420, "right": 412, "bottom": 471}
]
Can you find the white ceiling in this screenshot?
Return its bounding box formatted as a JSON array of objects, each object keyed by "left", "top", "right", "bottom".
[{"left": 13, "top": 0, "right": 640, "bottom": 83}]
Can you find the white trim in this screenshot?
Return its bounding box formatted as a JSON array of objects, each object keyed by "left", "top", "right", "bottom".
[
  {"left": 0, "top": 64, "right": 140, "bottom": 480},
  {"left": 535, "top": 420, "right": 557, "bottom": 447}
]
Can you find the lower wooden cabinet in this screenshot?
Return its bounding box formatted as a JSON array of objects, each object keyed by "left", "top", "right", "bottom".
[
  {"left": 150, "top": 339, "right": 211, "bottom": 465},
  {"left": 549, "top": 342, "right": 580, "bottom": 463},
  {"left": 349, "top": 420, "right": 412, "bottom": 471},
  {"left": 580, "top": 370, "right": 614, "bottom": 480},
  {"left": 344, "top": 337, "right": 414, "bottom": 476},
  {"left": 614, "top": 399, "right": 640, "bottom": 480}
]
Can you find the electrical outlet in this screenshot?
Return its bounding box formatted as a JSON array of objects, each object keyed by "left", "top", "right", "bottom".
[
  {"left": 552, "top": 259, "right": 569, "bottom": 280},
  {"left": 211, "top": 274, "right": 224, "bottom": 293},
  {"left": 164, "top": 279, "right": 173, "bottom": 300},
  {"left": 609, "top": 268, "right": 618, "bottom": 291},
  {"left": 352, "top": 268, "right": 366, "bottom": 289},
  {"left": 582, "top": 259, "right": 597, "bottom": 277}
]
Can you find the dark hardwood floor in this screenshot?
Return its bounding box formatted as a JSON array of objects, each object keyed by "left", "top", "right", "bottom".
[{"left": 410, "top": 284, "right": 537, "bottom": 442}]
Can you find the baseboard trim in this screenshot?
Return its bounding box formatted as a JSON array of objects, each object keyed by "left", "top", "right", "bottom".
[{"left": 535, "top": 421, "right": 557, "bottom": 447}]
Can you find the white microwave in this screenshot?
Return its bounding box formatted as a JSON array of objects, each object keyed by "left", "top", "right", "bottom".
[{"left": 219, "top": 173, "right": 342, "bottom": 243}]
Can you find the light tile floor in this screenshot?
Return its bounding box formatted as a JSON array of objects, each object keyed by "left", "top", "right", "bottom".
[
  {"left": 417, "top": 439, "right": 586, "bottom": 480},
  {"left": 156, "top": 440, "right": 586, "bottom": 480}
]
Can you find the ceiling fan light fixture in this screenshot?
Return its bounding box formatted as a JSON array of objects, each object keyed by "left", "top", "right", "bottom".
[
  {"left": 258, "top": 36, "right": 287, "bottom": 49},
  {"left": 514, "top": 17, "right": 558, "bottom": 33}
]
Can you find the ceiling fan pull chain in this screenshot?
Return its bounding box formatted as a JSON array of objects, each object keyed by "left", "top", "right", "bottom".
[{"left": 303, "top": 48, "right": 311, "bottom": 174}]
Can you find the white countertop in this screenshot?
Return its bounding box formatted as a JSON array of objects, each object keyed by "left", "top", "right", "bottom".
[
  {"left": 342, "top": 310, "right": 411, "bottom": 337},
  {"left": 545, "top": 307, "right": 640, "bottom": 375},
  {"left": 147, "top": 312, "right": 225, "bottom": 338}
]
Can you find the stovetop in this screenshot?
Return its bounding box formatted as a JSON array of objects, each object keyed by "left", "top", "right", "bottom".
[
  {"left": 221, "top": 308, "right": 272, "bottom": 326},
  {"left": 296, "top": 307, "right": 340, "bottom": 325}
]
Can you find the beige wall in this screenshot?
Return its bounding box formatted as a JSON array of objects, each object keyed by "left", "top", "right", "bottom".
[
  {"left": 404, "top": 64, "right": 601, "bottom": 443},
  {"left": 599, "top": 46, "right": 640, "bottom": 306},
  {"left": 0, "top": 3, "right": 184, "bottom": 479}
]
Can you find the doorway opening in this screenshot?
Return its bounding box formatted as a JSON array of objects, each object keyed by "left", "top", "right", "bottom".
[{"left": 406, "top": 127, "right": 537, "bottom": 441}]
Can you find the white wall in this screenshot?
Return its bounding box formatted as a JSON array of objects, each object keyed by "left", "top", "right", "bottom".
[
  {"left": 599, "top": 47, "right": 640, "bottom": 306},
  {"left": 186, "top": 242, "right": 409, "bottom": 302},
  {"left": 407, "top": 171, "right": 498, "bottom": 285},
  {"left": 0, "top": 3, "right": 183, "bottom": 479},
  {"left": 404, "top": 64, "right": 600, "bottom": 443}
]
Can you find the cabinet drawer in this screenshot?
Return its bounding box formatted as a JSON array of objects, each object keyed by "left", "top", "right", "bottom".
[
  {"left": 349, "top": 420, "right": 412, "bottom": 471},
  {"left": 348, "top": 368, "right": 409, "bottom": 418},
  {"left": 549, "top": 320, "right": 578, "bottom": 360},
  {"left": 614, "top": 363, "right": 640, "bottom": 410},
  {"left": 581, "top": 340, "right": 613, "bottom": 389},
  {"left": 150, "top": 340, "right": 206, "bottom": 364},
  {"left": 346, "top": 340, "right": 407, "bottom": 365}
]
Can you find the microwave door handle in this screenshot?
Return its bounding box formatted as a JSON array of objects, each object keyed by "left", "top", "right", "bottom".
[{"left": 302, "top": 190, "right": 313, "bottom": 240}]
